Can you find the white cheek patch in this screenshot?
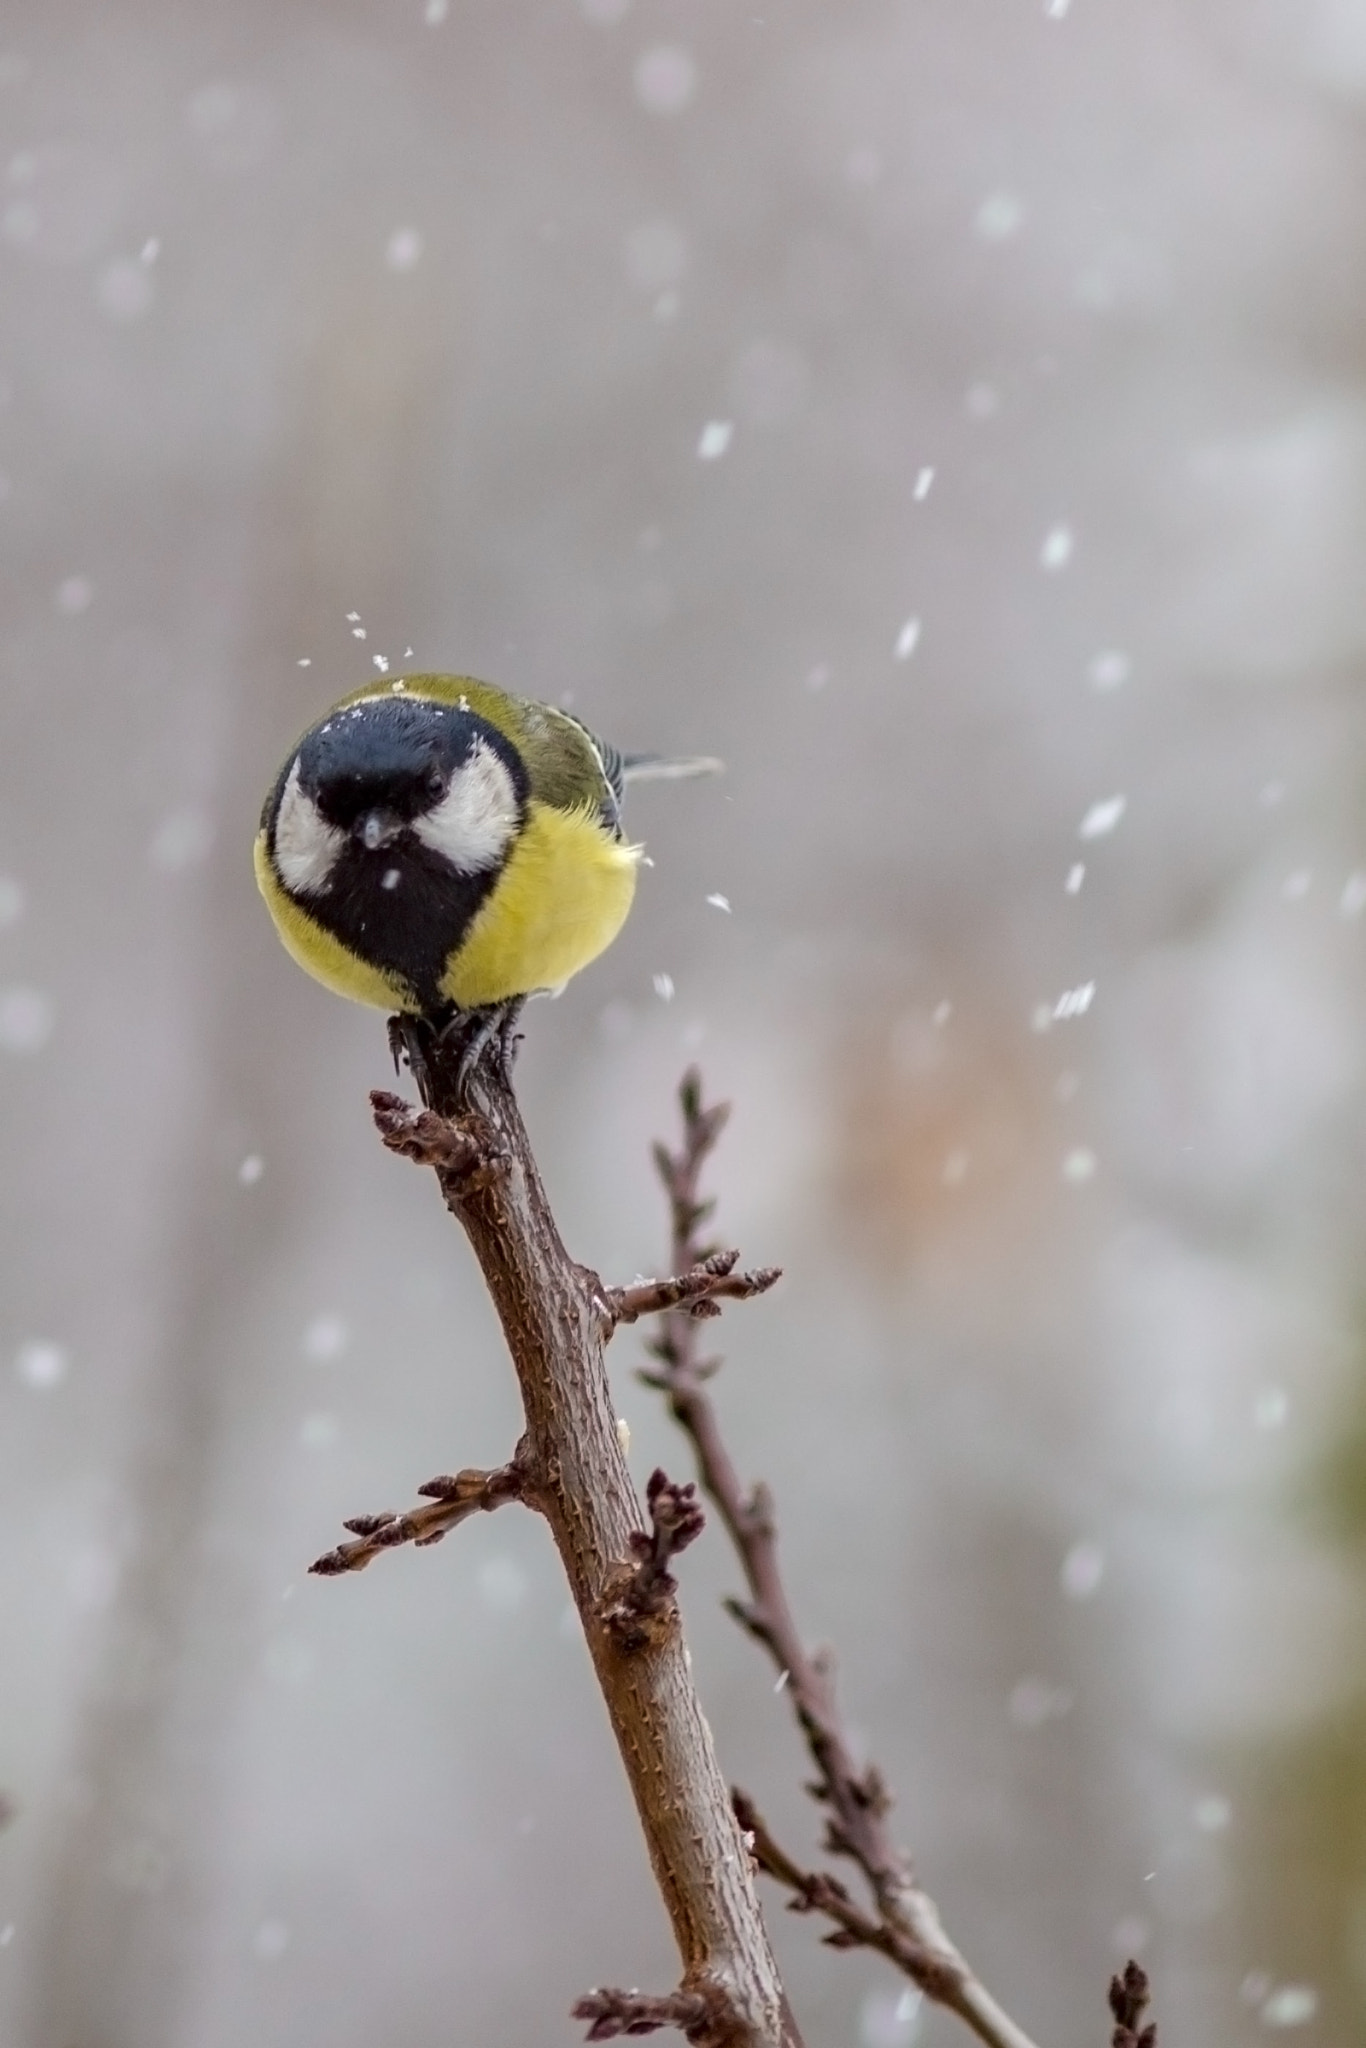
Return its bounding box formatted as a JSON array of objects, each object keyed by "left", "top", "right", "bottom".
[
  {"left": 273, "top": 759, "right": 346, "bottom": 897},
  {"left": 413, "top": 738, "right": 520, "bottom": 875}
]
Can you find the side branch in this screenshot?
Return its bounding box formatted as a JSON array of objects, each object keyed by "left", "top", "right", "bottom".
[
  {"left": 604, "top": 1250, "right": 782, "bottom": 1332},
  {"left": 573, "top": 1986, "right": 728, "bottom": 2041},
  {"left": 310, "top": 1461, "right": 526, "bottom": 1576},
  {"left": 643, "top": 1071, "right": 1041, "bottom": 2048}
]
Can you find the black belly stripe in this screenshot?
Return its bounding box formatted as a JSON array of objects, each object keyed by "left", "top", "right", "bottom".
[{"left": 311, "top": 841, "right": 501, "bottom": 1013}]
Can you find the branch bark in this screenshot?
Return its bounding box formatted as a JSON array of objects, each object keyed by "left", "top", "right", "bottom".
[
  {"left": 643, "top": 1072, "right": 1043, "bottom": 2048},
  {"left": 364, "top": 1030, "right": 801, "bottom": 2048}
]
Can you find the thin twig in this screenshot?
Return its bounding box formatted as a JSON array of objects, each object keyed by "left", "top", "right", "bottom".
[
  {"left": 603, "top": 1250, "right": 782, "bottom": 1331},
  {"left": 573, "top": 1986, "right": 728, "bottom": 2040},
  {"left": 309, "top": 1462, "right": 526, "bottom": 1576},
  {"left": 1109, "top": 1961, "right": 1157, "bottom": 2048},
  {"left": 642, "top": 1070, "right": 1042, "bottom": 2048}
]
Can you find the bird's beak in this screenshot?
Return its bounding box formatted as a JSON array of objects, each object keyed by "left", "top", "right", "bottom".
[{"left": 356, "top": 807, "right": 404, "bottom": 852}]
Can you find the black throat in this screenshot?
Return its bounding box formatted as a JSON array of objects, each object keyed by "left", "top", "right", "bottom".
[{"left": 312, "top": 839, "right": 500, "bottom": 1014}]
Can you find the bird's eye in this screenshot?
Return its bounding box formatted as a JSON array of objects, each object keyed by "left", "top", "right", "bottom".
[{"left": 425, "top": 768, "right": 448, "bottom": 803}]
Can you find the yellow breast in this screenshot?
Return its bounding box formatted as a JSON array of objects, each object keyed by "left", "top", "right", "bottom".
[{"left": 441, "top": 799, "right": 640, "bottom": 1010}]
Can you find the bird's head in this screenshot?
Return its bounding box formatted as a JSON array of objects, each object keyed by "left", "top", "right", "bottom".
[{"left": 269, "top": 692, "right": 527, "bottom": 899}]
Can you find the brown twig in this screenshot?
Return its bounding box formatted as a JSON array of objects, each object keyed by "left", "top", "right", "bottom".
[
  {"left": 573, "top": 1986, "right": 728, "bottom": 2040},
  {"left": 603, "top": 1250, "right": 782, "bottom": 1331},
  {"left": 602, "top": 1467, "right": 707, "bottom": 1648},
  {"left": 309, "top": 1462, "right": 526, "bottom": 1575},
  {"left": 355, "top": 1029, "right": 802, "bottom": 2048},
  {"left": 642, "top": 1070, "right": 1042, "bottom": 2048},
  {"left": 1109, "top": 1962, "right": 1156, "bottom": 2048}
]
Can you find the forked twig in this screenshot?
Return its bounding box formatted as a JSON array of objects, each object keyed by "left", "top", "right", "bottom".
[{"left": 642, "top": 1070, "right": 1042, "bottom": 2048}]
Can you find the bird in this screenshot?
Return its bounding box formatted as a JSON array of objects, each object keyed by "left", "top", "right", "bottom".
[{"left": 255, "top": 672, "right": 716, "bottom": 1081}]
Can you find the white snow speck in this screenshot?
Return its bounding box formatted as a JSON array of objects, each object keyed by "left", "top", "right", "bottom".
[
  {"left": 1194, "top": 1794, "right": 1232, "bottom": 1833},
  {"left": 859, "top": 1984, "right": 922, "bottom": 2048},
  {"left": 55, "top": 575, "right": 93, "bottom": 615},
  {"left": 1253, "top": 1387, "right": 1288, "bottom": 1430},
  {"left": 965, "top": 381, "right": 999, "bottom": 419},
  {"left": 385, "top": 226, "right": 424, "bottom": 271},
  {"left": 424, "top": 0, "right": 449, "bottom": 20},
  {"left": 1261, "top": 1986, "right": 1318, "bottom": 2029},
  {"left": 140, "top": 237, "right": 160, "bottom": 263},
  {"left": 1079, "top": 794, "right": 1126, "bottom": 839},
  {"left": 1089, "top": 649, "right": 1130, "bottom": 691},
  {"left": 1040, "top": 523, "right": 1074, "bottom": 570},
  {"left": 478, "top": 1554, "right": 529, "bottom": 1612},
  {"left": 0, "top": 985, "right": 52, "bottom": 1053},
  {"left": 15, "top": 1339, "right": 68, "bottom": 1390},
  {"left": 149, "top": 809, "right": 214, "bottom": 873},
  {"left": 706, "top": 893, "right": 731, "bottom": 912},
  {"left": 0, "top": 1925, "right": 13, "bottom": 1947},
  {"left": 697, "top": 419, "right": 733, "bottom": 460},
  {"left": 1111, "top": 1916, "right": 1150, "bottom": 1958},
  {"left": 299, "top": 1412, "right": 339, "bottom": 1450},
  {"left": 351, "top": 625, "right": 366, "bottom": 639},
  {"left": 296, "top": 657, "right": 311, "bottom": 667},
  {"left": 894, "top": 617, "right": 921, "bottom": 660},
  {"left": 1062, "top": 1147, "right": 1097, "bottom": 1184},
  {"left": 975, "top": 191, "right": 1024, "bottom": 241},
  {"left": 653, "top": 972, "right": 675, "bottom": 1001},
  {"left": 634, "top": 44, "right": 697, "bottom": 114},
  {"left": 381, "top": 867, "right": 401, "bottom": 891},
  {"left": 0, "top": 876, "right": 25, "bottom": 927},
  {"left": 238, "top": 1153, "right": 264, "bottom": 1185},
  {"left": 1340, "top": 872, "right": 1366, "bottom": 917},
  {"left": 1009, "top": 1677, "right": 1074, "bottom": 1728},
  {"left": 345, "top": 611, "right": 360, "bottom": 621},
  {"left": 1053, "top": 981, "right": 1094, "bottom": 1021},
  {"left": 1061, "top": 1540, "right": 1104, "bottom": 1599},
  {"left": 913, "top": 466, "right": 935, "bottom": 501},
  {"left": 805, "top": 663, "right": 830, "bottom": 693},
  {"left": 1280, "top": 869, "right": 1311, "bottom": 902},
  {"left": 615, "top": 1416, "right": 630, "bottom": 1453},
  {"left": 1065, "top": 863, "right": 1085, "bottom": 895},
  {"left": 302, "top": 1314, "right": 349, "bottom": 1363},
  {"left": 942, "top": 1148, "right": 969, "bottom": 1187},
  {"left": 252, "top": 1919, "right": 291, "bottom": 1961},
  {"left": 932, "top": 999, "right": 952, "bottom": 1026},
  {"left": 1045, "top": 0, "right": 1071, "bottom": 17}
]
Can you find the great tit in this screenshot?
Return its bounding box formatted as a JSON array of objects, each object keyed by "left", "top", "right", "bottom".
[{"left": 255, "top": 673, "right": 714, "bottom": 1026}]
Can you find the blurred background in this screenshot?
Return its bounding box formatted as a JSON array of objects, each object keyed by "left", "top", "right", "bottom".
[{"left": 3, "top": 2, "right": 1366, "bottom": 2043}]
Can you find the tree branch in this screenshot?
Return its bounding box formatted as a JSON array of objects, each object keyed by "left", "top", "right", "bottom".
[
  {"left": 573, "top": 1986, "right": 728, "bottom": 2041},
  {"left": 309, "top": 1461, "right": 526, "bottom": 1575},
  {"left": 1109, "top": 1962, "right": 1157, "bottom": 2048},
  {"left": 603, "top": 1250, "right": 782, "bottom": 1331},
  {"left": 350, "top": 1032, "right": 802, "bottom": 2048},
  {"left": 641, "top": 1070, "right": 1042, "bottom": 2048}
]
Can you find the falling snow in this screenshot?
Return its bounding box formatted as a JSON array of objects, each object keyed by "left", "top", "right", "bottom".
[
  {"left": 1078, "top": 794, "right": 1126, "bottom": 839},
  {"left": 1053, "top": 981, "right": 1095, "bottom": 1020},
  {"left": 1040, "top": 524, "right": 1074, "bottom": 570},
  {"left": 634, "top": 45, "right": 697, "bottom": 115},
  {"left": 0, "top": 986, "right": 53, "bottom": 1053},
  {"left": 15, "top": 1340, "right": 68, "bottom": 1390},
  {"left": 1061, "top": 1540, "right": 1105, "bottom": 1599},
  {"left": 894, "top": 617, "right": 922, "bottom": 660},
  {"left": 697, "top": 419, "right": 733, "bottom": 460}
]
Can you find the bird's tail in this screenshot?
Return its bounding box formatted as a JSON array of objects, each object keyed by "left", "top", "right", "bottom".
[{"left": 620, "top": 753, "right": 725, "bottom": 784}]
